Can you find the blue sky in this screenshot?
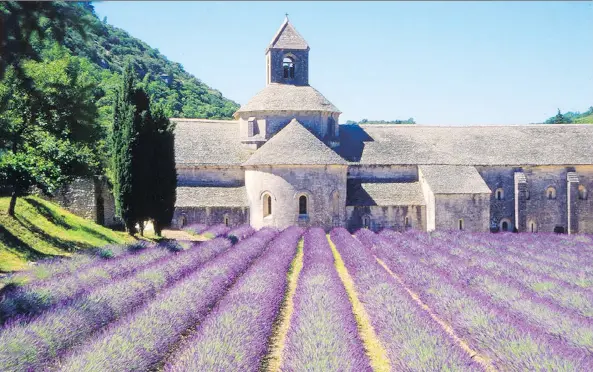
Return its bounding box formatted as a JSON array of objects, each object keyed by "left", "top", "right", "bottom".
[{"left": 94, "top": 1, "right": 593, "bottom": 125}]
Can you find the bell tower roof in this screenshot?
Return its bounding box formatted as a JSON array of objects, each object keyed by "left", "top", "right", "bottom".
[{"left": 266, "top": 17, "right": 309, "bottom": 53}]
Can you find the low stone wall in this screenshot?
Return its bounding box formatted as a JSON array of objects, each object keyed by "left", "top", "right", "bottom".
[{"left": 172, "top": 206, "right": 249, "bottom": 229}]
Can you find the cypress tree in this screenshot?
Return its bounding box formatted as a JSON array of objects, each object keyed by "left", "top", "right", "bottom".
[
  {"left": 150, "top": 106, "right": 177, "bottom": 236},
  {"left": 112, "top": 63, "right": 138, "bottom": 235}
]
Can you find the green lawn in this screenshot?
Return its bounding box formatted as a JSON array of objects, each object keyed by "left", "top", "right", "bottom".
[{"left": 0, "top": 196, "right": 133, "bottom": 272}]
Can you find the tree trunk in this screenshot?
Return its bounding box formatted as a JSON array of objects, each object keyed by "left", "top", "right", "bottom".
[
  {"left": 139, "top": 221, "right": 145, "bottom": 237},
  {"left": 8, "top": 191, "right": 18, "bottom": 217}
]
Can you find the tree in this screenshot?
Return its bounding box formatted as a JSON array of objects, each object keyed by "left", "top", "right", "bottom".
[
  {"left": 0, "top": 53, "right": 102, "bottom": 216},
  {"left": 112, "top": 63, "right": 139, "bottom": 234},
  {"left": 550, "top": 109, "right": 572, "bottom": 124},
  {"left": 150, "top": 106, "right": 177, "bottom": 236},
  {"left": 0, "top": 1, "right": 87, "bottom": 80}
]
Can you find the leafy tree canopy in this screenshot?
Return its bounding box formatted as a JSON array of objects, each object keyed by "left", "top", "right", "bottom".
[{"left": 543, "top": 106, "right": 593, "bottom": 124}]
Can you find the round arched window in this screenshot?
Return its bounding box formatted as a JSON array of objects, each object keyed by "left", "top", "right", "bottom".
[
  {"left": 494, "top": 188, "right": 504, "bottom": 200},
  {"left": 579, "top": 185, "right": 588, "bottom": 200},
  {"left": 263, "top": 194, "right": 272, "bottom": 217},
  {"left": 298, "top": 195, "right": 308, "bottom": 215},
  {"left": 283, "top": 57, "right": 295, "bottom": 79},
  {"left": 546, "top": 187, "right": 557, "bottom": 200}
]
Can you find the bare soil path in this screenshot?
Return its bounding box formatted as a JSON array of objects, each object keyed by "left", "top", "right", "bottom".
[{"left": 161, "top": 229, "right": 208, "bottom": 242}]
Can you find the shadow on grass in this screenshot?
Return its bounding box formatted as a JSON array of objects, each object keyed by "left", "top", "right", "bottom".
[
  {"left": 0, "top": 225, "right": 52, "bottom": 262},
  {"left": 23, "top": 198, "right": 121, "bottom": 245},
  {"left": 14, "top": 214, "right": 90, "bottom": 253}
]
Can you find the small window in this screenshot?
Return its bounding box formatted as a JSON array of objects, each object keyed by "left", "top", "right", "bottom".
[
  {"left": 529, "top": 221, "right": 537, "bottom": 233},
  {"left": 525, "top": 189, "right": 530, "bottom": 200},
  {"left": 299, "top": 195, "right": 308, "bottom": 215},
  {"left": 404, "top": 216, "right": 410, "bottom": 228},
  {"left": 223, "top": 215, "right": 230, "bottom": 227},
  {"left": 546, "top": 187, "right": 557, "bottom": 200},
  {"left": 283, "top": 57, "right": 295, "bottom": 79},
  {"left": 179, "top": 215, "right": 187, "bottom": 228},
  {"left": 263, "top": 194, "right": 272, "bottom": 217},
  {"left": 247, "top": 117, "right": 258, "bottom": 137},
  {"left": 579, "top": 185, "right": 588, "bottom": 200},
  {"left": 500, "top": 220, "right": 510, "bottom": 232},
  {"left": 458, "top": 219, "right": 464, "bottom": 231},
  {"left": 362, "top": 215, "right": 371, "bottom": 229},
  {"left": 495, "top": 188, "right": 504, "bottom": 201},
  {"left": 332, "top": 191, "right": 340, "bottom": 215}
]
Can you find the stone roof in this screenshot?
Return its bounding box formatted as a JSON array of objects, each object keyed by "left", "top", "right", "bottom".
[
  {"left": 347, "top": 180, "right": 426, "bottom": 206},
  {"left": 173, "top": 119, "right": 250, "bottom": 166},
  {"left": 176, "top": 186, "right": 248, "bottom": 207},
  {"left": 337, "top": 124, "right": 593, "bottom": 166},
  {"left": 243, "top": 119, "right": 347, "bottom": 166},
  {"left": 267, "top": 17, "right": 309, "bottom": 51},
  {"left": 419, "top": 165, "right": 491, "bottom": 194},
  {"left": 235, "top": 83, "right": 340, "bottom": 115}
]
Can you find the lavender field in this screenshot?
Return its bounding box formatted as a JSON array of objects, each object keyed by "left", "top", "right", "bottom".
[{"left": 1, "top": 228, "right": 593, "bottom": 371}]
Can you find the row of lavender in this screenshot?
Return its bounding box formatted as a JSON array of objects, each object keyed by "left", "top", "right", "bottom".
[
  {"left": 183, "top": 223, "right": 255, "bottom": 242},
  {"left": 362, "top": 229, "right": 593, "bottom": 370}
]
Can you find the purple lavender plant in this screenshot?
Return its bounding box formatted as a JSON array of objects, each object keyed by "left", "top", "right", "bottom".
[
  {"left": 201, "top": 223, "right": 231, "bottom": 238},
  {"left": 55, "top": 229, "right": 279, "bottom": 372},
  {"left": 183, "top": 223, "right": 208, "bottom": 235},
  {"left": 282, "top": 228, "right": 371, "bottom": 371},
  {"left": 226, "top": 224, "right": 256, "bottom": 243},
  {"left": 164, "top": 226, "right": 302, "bottom": 371},
  {"left": 0, "top": 238, "right": 232, "bottom": 372}
]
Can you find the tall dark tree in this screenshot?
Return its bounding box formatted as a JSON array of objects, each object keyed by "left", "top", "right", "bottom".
[
  {"left": 150, "top": 106, "right": 177, "bottom": 236},
  {"left": 550, "top": 109, "right": 572, "bottom": 124},
  {"left": 112, "top": 63, "right": 138, "bottom": 234}
]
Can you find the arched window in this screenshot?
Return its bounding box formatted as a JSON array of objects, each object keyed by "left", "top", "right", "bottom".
[
  {"left": 495, "top": 188, "right": 504, "bottom": 201},
  {"left": 458, "top": 219, "right": 464, "bottom": 231},
  {"left": 179, "top": 215, "right": 187, "bottom": 228},
  {"left": 525, "top": 189, "right": 531, "bottom": 200},
  {"left": 263, "top": 194, "right": 272, "bottom": 217},
  {"left": 579, "top": 185, "right": 588, "bottom": 200},
  {"left": 283, "top": 57, "right": 295, "bottom": 79},
  {"left": 404, "top": 216, "right": 410, "bottom": 228},
  {"left": 223, "top": 215, "right": 230, "bottom": 227},
  {"left": 546, "top": 187, "right": 557, "bottom": 200},
  {"left": 299, "top": 195, "right": 308, "bottom": 215},
  {"left": 500, "top": 218, "right": 511, "bottom": 232},
  {"left": 529, "top": 220, "right": 537, "bottom": 233},
  {"left": 362, "top": 215, "right": 371, "bottom": 229}
]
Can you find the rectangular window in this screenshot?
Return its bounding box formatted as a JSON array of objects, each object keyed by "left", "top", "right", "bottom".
[
  {"left": 458, "top": 219, "right": 464, "bottom": 230},
  {"left": 247, "top": 117, "right": 257, "bottom": 137}
]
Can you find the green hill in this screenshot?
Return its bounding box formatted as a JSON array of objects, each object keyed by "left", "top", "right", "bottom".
[
  {"left": 57, "top": 3, "right": 239, "bottom": 125},
  {"left": 543, "top": 106, "right": 593, "bottom": 124},
  {"left": 0, "top": 196, "right": 133, "bottom": 272}
]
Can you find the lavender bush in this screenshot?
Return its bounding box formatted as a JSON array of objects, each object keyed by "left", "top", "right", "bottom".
[
  {"left": 0, "top": 242, "right": 169, "bottom": 324},
  {"left": 370, "top": 230, "right": 593, "bottom": 370},
  {"left": 282, "top": 228, "right": 371, "bottom": 371},
  {"left": 201, "top": 223, "right": 231, "bottom": 239},
  {"left": 0, "top": 238, "right": 232, "bottom": 372},
  {"left": 226, "top": 224, "right": 256, "bottom": 243},
  {"left": 57, "top": 229, "right": 279, "bottom": 372},
  {"left": 183, "top": 223, "right": 208, "bottom": 235},
  {"left": 336, "top": 228, "right": 481, "bottom": 371},
  {"left": 164, "top": 226, "right": 303, "bottom": 371}
]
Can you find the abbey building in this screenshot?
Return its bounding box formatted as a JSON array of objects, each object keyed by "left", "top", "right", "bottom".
[{"left": 171, "top": 18, "right": 593, "bottom": 233}]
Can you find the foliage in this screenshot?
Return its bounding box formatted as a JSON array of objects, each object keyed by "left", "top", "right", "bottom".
[
  {"left": 0, "top": 50, "right": 104, "bottom": 215},
  {"left": 0, "top": 196, "right": 132, "bottom": 273},
  {"left": 543, "top": 106, "right": 593, "bottom": 124}
]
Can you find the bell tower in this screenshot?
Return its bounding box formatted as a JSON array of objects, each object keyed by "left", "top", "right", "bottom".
[{"left": 266, "top": 16, "right": 310, "bottom": 86}]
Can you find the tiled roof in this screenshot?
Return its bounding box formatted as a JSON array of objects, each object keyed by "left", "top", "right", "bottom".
[
  {"left": 267, "top": 18, "right": 309, "bottom": 51},
  {"left": 346, "top": 181, "right": 426, "bottom": 206},
  {"left": 337, "top": 124, "right": 593, "bottom": 166},
  {"left": 235, "top": 84, "right": 340, "bottom": 115},
  {"left": 173, "top": 119, "right": 251, "bottom": 166},
  {"left": 175, "top": 186, "right": 248, "bottom": 207},
  {"left": 243, "top": 119, "right": 347, "bottom": 166},
  {"left": 419, "top": 165, "right": 491, "bottom": 194}
]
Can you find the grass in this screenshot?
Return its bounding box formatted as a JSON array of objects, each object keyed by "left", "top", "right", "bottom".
[
  {"left": 0, "top": 196, "right": 134, "bottom": 272},
  {"left": 328, "top": 236, "right": 391, "bottom": 372}
]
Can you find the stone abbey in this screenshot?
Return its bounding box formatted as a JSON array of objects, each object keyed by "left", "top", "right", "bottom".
[{"left": 55, "top": 18, "right": 593, "bottom": 233}]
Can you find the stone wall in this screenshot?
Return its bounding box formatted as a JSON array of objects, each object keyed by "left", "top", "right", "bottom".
[
  {"left": 245, "top": 165, "right": 347, "bottom": 230},
  {"left": 346, "top": 205, "right": 425, "bottom": 232},
  {"left": 575, "top": 165, "right": 593, "bottom": 233},
  {"left": 177, "top": 166, "right": 244, "bottom": 186},
  {"left": 267, "top": 49, "right": 309, "bottom": 86},
  {"left": 172, "top": 206, "right": 249, "bottom": 229},
  {"left": 42, "top": 177, "right": 118, "bottom": 227},
  {"left": 477, "top": 167, "right": 518, "bottom": 231},
  {"left": 238, "top": 111, "right": 340, "bottom": 145},
  {"left": 434, "top": 193, "right": 491, "bottom": 232}
]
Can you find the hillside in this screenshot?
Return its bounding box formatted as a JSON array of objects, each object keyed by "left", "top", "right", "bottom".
[
  {"left": 57, "top": 3, "right": 239, "bottom": 125},
  {"left": 0, "top": 196, "right": 133, "bottom": 272}
]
